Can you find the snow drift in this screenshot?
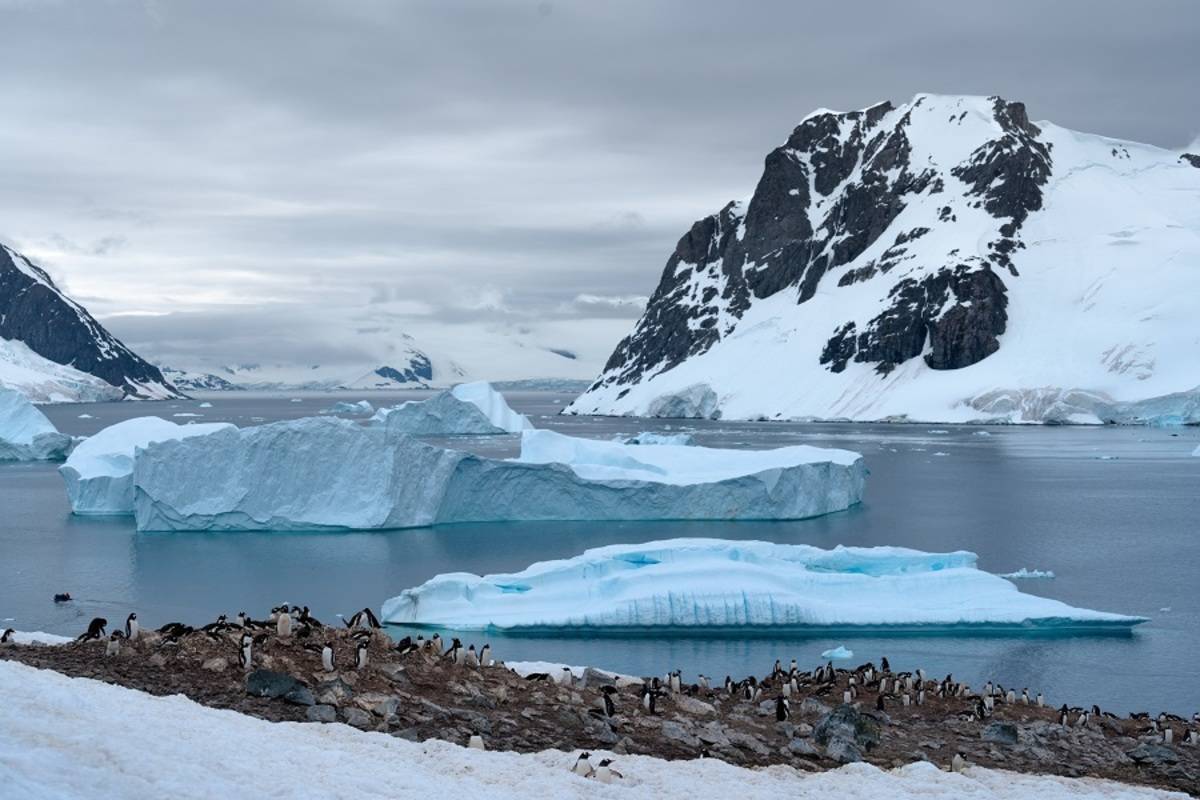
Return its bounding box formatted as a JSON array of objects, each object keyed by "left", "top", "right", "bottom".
[
  {"left": 60, "top": 417, "right": 236, "bottom": 514},
  {"left": 131, "top": 422, "right": 864, "bottom": 531},
  {"left": 381, "top": 539, "right": 1145, "bottom": 632},
  {"left": 0, "top": 388, "right": 75, "bottom": 461},
  {"left": 370, "top": 382, "right": 531, "bottom": 436}
]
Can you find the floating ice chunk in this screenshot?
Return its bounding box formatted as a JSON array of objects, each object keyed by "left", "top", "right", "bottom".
[
  {"left": 1000, "top": 569, "right": 1056, "bottom": 580},
  {"left": 449, "top": 382, "right": 532, "bottom": 433},
  {"left": 618, "top": 431, "right": 696, "bottom": 446},
  {"left": 0, "top": 388, "right": 74, "bottom": 461},
  {"left": 172, "top": 412, "right": 203, "bottom": 418},
  {"left": 821, "top": 646, "right": 854, "bottom": 660},
  {"left": 60, "top": 416, "right": 235, "bottom": 514},
  {"left": 289, "top": 398, "right": 303, "bottom": 403},
  {"left": 1192, "top": 444, "right": 1200, "bottom": 457},
  {"left": 381, "top": 539, "right": 1145, "bottom": 631},
  {"left": 132, "top": 421, "right": 865, "bottom": 531},
  {"left": 646, "top": 383, "right": 720, "bottom": 420},
  {"left": 78, "top": 413, "right": 94, "bottom": 419},
  {"left": 322, "top": 400, "right": 374, "bottom": 415},
  {"left": 198, "top": 402, "right": 213, "bottom": 408}
]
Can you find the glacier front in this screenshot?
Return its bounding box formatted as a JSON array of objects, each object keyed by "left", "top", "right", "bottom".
[
  {"left": 60, "top": 417, "right": 236, "bottom": 514},
  {"left": 0, "top": 388, "right": 75, "bottom": 461},
  {"left": 132, "top": 421, "right": 864, "bottom": 531},
  {"left": 369, "top": 381, "right": 532, "bottom": 436},
  {"left": 380, "top": 539, "right": 1146, "bottom": 632}
]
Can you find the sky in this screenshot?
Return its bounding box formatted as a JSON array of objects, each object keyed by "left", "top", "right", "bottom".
[{"left": 1, "top": 0, "right": 1198, "bottom": 379}]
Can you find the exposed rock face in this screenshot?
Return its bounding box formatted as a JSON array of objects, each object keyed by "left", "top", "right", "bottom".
[
  {"left": 1181, "top": 153, "right": 1200, "bottom": 169},
  {"left": 0, "top": 243, "right": 179, "bottom": 399}
]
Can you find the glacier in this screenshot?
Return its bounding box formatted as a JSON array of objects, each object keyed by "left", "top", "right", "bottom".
[
  {"left": 132, "top": 421, "right": 864, "bottom": 531},
  {"left": 60, "top": 417, "right": 236, "bottom": 514},
  {"left": 0, "top": 388, "right": 76, "bottom": 461},
  {"left": 369, "top": 381, "right": 532, "bottom": 435},
  {"left": 380, "top": 539, "right": 1146, "bottom": 632}
]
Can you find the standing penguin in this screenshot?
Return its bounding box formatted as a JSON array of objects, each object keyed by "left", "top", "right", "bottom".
[
  {"left": 321, "top": 645, "right": 334, "bottom": 672},
  {"left": 465, "top": 644, "right": 480, "bottom": 668},
  {"left": 641, "top": 686, "right": 657, "bottom": 715},
  {"left": 355, "top": 640, "right": 369, "bottom": 670},
  {"left": 559, "top": 667, "right": 574, "bottom": 688},
  {"left": 446, "top": 638, "right": 462, "bottom": 663},
  {"left": 571, "top": 752, "right": 594, "bottom": 778},
  {"left": 76, "top": 618, "right": 107, "bottom": 642},
  {"left": 601, "top": 691, "right": 616, "bottom": 718},
  {"left": 124, "top": 613, "right": 140, "bottom": 642},
  {"left": 468, "top": 735, "right": 486, "bottom": 750},
  {"left": 669, "top": 671, "right": 681, "bottom": 695},
  {"left": 594, "top": 759, "right": 623, "bottom": 784},
  {"left": 0, "top": 629, "right": 14, "bottom": 645},
  {"left": 429, "top": 633, "right": 443, "bottom": 655},
  {"left": 276, "top": 609, "right": 292, "bottom": 639},
  {"left": 239, "top": 632, "right": 254, "bottom": 671},
  {"left": 775, "top": 696, "right": 790, "bottom": 721},
  {"left": 479, "top": 644, "right": 492, "bottom": 667},
  {"left": 105, "top": 631, "right": 123, "bottom": 657},
  {"left": 951, "top": 753, "right": 966, "bottom": 773}
]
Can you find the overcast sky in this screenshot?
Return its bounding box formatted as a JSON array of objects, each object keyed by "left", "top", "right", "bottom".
[{"left": 2, "top": 0, "right": 1197, "bottom": 378}]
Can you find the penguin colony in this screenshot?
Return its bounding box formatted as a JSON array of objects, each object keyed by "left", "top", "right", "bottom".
[{"left": 4, "top": 609, "right": 1198, "bottom": 790}]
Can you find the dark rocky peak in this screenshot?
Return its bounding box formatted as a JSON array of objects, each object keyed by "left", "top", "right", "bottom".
[{"left": 1181, "top": 153, "right": 1200, "bottom": 168}]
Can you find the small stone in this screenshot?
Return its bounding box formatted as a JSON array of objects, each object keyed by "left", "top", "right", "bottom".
[
  {"left": 982, "top": 722, "right": 1020, "bottom": 745},
  {"left": 341, "top": 707, "right": 373, "bottom": 729},
  {"left": 661, "top": 720, "right": 701, "bottom": 748},
  {"left": 1126, "top": 743, "right": 1178, "bottom": 765},
  {"left": 824, "top": 738, "right": 863, "bottom": 764},
  {"left": 727, "top": 731, "right": 770, "bottom": 756},
  {"left": 674, "top": 695, "right": 717, "bottom": 716},
  {"left": 582, "top": 667, "right": 616, "bottom": 689},
  {"left": 378, "top": 663, "right": 410, "bottom": 685},
  {"left": 148, "top": 653, "right": 168, "bottom": 667},
  {"left": 306, "top": 704, "right": 337, "bottom": 723},
  {"left": 788, "top": 738, "right": 820, "bottom": 757},
  {"left": 201, "top": 657, "right": 227, "bottom": 672}
]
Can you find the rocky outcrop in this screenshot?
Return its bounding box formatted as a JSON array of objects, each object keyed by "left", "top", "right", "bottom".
[{"left": 0, "top": 243, "right": 179, "bottom": 399}]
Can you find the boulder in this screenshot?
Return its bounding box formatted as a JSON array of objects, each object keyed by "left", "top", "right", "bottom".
[{"left": 245, "top": 670, "right": 314, "bottom": 706}]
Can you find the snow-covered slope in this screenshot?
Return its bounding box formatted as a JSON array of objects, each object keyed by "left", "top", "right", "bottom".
[
  {"left": 1, "top": 662, "right": 1182, "bottom": 800},
  {"left": 0, "top": 338, "right": 122, "bottom": 403},
  {"left": 159, "top": 366, "right": 243, "bottom": 392},
  {"left": 381, "top": 539, "right": 1144, "bottom": 631},
  {"left": 0, "top": 243, "right": 181, "bottom": 400},
  {"left": 568, "top": 95, "right": 1200, "bottom": 424}
]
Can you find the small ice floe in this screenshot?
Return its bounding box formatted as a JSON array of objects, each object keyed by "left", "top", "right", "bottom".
[
  {"left": 1160, "top": 607, "right": 1172, "bottom": 613},
  {"left": 78, "top": 413, "right": 94, "bottom": 419},
  {"left": 821, "top": 646, "right": 854, "bottom": 660},
  {"left": 932, "top": 452, "right": 949, "bottom": 457},
  {"left": 972, "top": 431, "right": 993, "bottom": 437},
  {"left": 198, "top": 402, "right": 213, "bottom": 408},
  {"left": 927, "top": 429, "right": 950, "bottom": 434},
  {"left": 1000, "top": 568, "right": 1056, "bottom": 580},
  {"left": 1191, "top": 444, "right": 1200, "bottom": 457},
  {"left": 1096, "top": 455, "right": 1119, "bottom": 460},
  {"left": 172, "top": 413, "right": 203, "bottom": 418},
  {"left": 289, "top": 398, "right": 303, "bottom": 403}
]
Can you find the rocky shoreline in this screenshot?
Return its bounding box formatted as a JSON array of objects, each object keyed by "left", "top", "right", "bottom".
[{"left": 2, "top": 619, "right": 1196, "bottom": 796}]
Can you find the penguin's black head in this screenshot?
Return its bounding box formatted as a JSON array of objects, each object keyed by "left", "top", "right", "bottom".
[{"left": 598, "top": 759, "right": 612, "bottom": 767}]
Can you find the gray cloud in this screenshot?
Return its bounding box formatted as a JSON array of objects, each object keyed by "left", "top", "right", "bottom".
[{"left": 0, "top": 0, "right": 1196, "bottom": 376}]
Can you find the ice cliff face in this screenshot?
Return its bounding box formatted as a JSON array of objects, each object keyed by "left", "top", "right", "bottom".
[
  {"left": 131, "top": 419, "right": 865, "bottom": 531},
  {"left": 0, "top": 243, "right": 180, "bottom": 400},
  {"left": 369, "top": 382, "right": 533, "bottom": 435},
  {"left": 381, "top": 539, "right": 1145, "bottom": 631},
  {"left": 568, "top": 94, "right": 1200, "bottom": 424}
]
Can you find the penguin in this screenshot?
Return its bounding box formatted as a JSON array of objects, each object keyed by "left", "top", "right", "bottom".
[
  {"left": 902, "top": 693, "right": 911, "bottom": 707},
  {"left": 468, "top": 735, "right": 486, "bottom": 750},
  {"left": 1058, "top": 704, "right": 1070, "bottom": 726},
  {"left": 1036, "top": 692, "right": 1044, "bottom": 707},
  {"left": 602, "top": 692, "right": 616, "bottom": 718},
  {"left": 669, "top": 671, "right": 681, "bottom": 695},
  {"left": 1185, "top": 729, "right": 1199, "bottom": 746},
  {"left": 571, "top": 752, "right": 594, "bottom": 778},
  {"left": 76, "top": 617, "right": 107, "bottom": 642},
  {"left": 106, "top": 631, "right": 122, "bottom": 657},
  {"left": 236, "top": 611, "right": 249, "bottom": 628},
  {"left": 465, "top": 644, "right": 480, "bottom": 668},
  {"left": 880, "top": 656, "right": 890, "bottom": 673},
  {"left": 124, "top": 613, "right": 140, "bottom": 641},
  {"left": 355, "top": 640, "right": 369, "bottom": 670},
  {"left": 430, "top": 633, "right": 443, "bottom": 654},
  {"left": 1006, "top": 689, "right": 1016, "bottom": 704},
  {"left": 697, "top": 674, "right": 710, "bottom": 691},
  {"left": 0, "top": 629, "right": 14, "bottom": 645},
  {"left": 782, "top": 680, "right": 792, "bottom": 699},
  {"left": 594, "top": 759, "right": 623, "bottom": 784},
  {"left": 239, "top": 632, "right": 253, "bottom": 670},
  {"left": 321, "top": 645, "right": 334, "bottom": 672},
  {"left": 875, "top": 694, "right": 885, "bottom": 712},
  {"left": 789, "top": 658, "right": 798, "bottom": 674},
  {"left": 723, "top": 676, "right": 733, "bottom": 695},
  {"left": 843, "top": 689, "right": 853, "bottom": 704},
  {"left": 345, "top": 608, "right": 382, "bottom": 630},
  {"left": 1163, "top": 728, "right": 1174, "bottom": 744},
  {"left": 917, "top": 689, "right": 925, "bottom": 706},
  {"left": 479, "top": 644, "right": 492, "bottom": 667},
  {"left": 773, "top": 659, "right": 782, "bottom": 677},
  {"left": 951, "top": 753, "right": 966, "bottom": 773},
  {"left": 446, "top": 638, "right": 462, "bottom": 663},
  {"left": 53, "top": 592, "right": 72, "bottom": 603},
  {"left": 641, "top": 686, "right": 657, "bottom": 715},
  {"left": 276, "top": 610, "right": 293, "bottom": 638},
  {"left": 775, "top": 696, "right": 790, "bottom": 721}
]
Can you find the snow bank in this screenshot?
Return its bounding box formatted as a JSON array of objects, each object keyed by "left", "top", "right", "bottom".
[
  {"left": 369, "top": 382, "right": 532, "bottom": 436},
  {"left": 381, "top": 539, "right": 1145, "bottom": 632},
  {"left": 0, "top": 388, "right": 75, "bottom": 461},
  {"left": 132, "top": 421, "right": 864, "bottom": 531},
  {"left": 619, "top": 431, "right": 696, "bottom": 446},
  {"left": 0, "top": 662, "right": 1182, "bottom": 800},
  {"left": 60, "top": 417, "right": 235, "bottom": 514},
  {"left": 322, "top": 400, "right": 374, "bottom": 415}
]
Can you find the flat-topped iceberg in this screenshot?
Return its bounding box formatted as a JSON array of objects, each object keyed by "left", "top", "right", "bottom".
[
  {"left": 0, "top": 388, "right": 74, "bottom": 461},
  {"left": 380, "top": 539, "right": 1145, "bottom": 632},
  {"left": 61, "top": 417, "right": 235, "bottom": 514},
  {"left": 132, "top": 422, "right": 864, "bottom": 531},
  {"left": 369, "top": 381, "right": 532, "bottom": 435}
]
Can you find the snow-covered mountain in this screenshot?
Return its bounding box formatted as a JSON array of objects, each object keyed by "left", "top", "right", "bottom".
[
  {"left": 1, "top": 243, "right": 180, "bottom": 401},
  {"left": 568, "top": 94, "right": 1200, "bottom": 424}
]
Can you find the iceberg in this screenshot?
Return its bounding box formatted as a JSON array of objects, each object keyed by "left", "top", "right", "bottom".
[
  {"left": 1192, "top": 444, "right": 1200, "bottom": 457},
  {"left": 821, "top": 646, "right": 854, "bottom": 660},
  {"left": 619, "top": 431, "right": 696, "bottom": 446},
  {"left": 322, "top": 400, "right": 374, "bottom": 415},
  {"left": 1000, "top": 568, "right": 1056, "bottom": 580},
  {"left": 646, "top": 383, "right": 721, "bottom": 420},
  {"left": 60, "top": 417, "right": 235, "bottom": 514},
  {"left": 132, "top": 422, "right": 865, "bottom": 531},
  {"left": 369, "top": 382, "right": 532, "bottom": 436},
  {"left": 380, "top": 539, "right": 1146, "bottom": 632},
  {"left": 0, "top": 388, "right": 74, "bottom": 461}
]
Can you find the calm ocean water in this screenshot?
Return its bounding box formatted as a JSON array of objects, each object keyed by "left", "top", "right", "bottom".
[{"left": 3, "top": 390, "right": 1198, "bottom": 713}]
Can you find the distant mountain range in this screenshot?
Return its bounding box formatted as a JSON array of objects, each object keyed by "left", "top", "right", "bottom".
[
  {"left": 0, "top": 243, "right": 180, "bottom": 401},
  {"left": 568, "top": 94, "right": 1200, "bottom": 424},
  {"left": 162, "top": 352, "right": 459, "bottom": 393}
]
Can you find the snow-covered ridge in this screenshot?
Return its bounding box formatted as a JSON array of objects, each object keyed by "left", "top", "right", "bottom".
[
  {"left": 381, "top": 539, "right": 1144, "bottom": 631},
  {"left": 1, "top": 661, "right": 1181, "bottom": 800},
  {"left": 0, "top": 338, "right": 123, "bottom": 403},
  {"left": 0, "top": 242, "right": 180, "bottom": 400},
  {"left": 568, "top": 94, "right": 1200, "bottom": 425}
]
